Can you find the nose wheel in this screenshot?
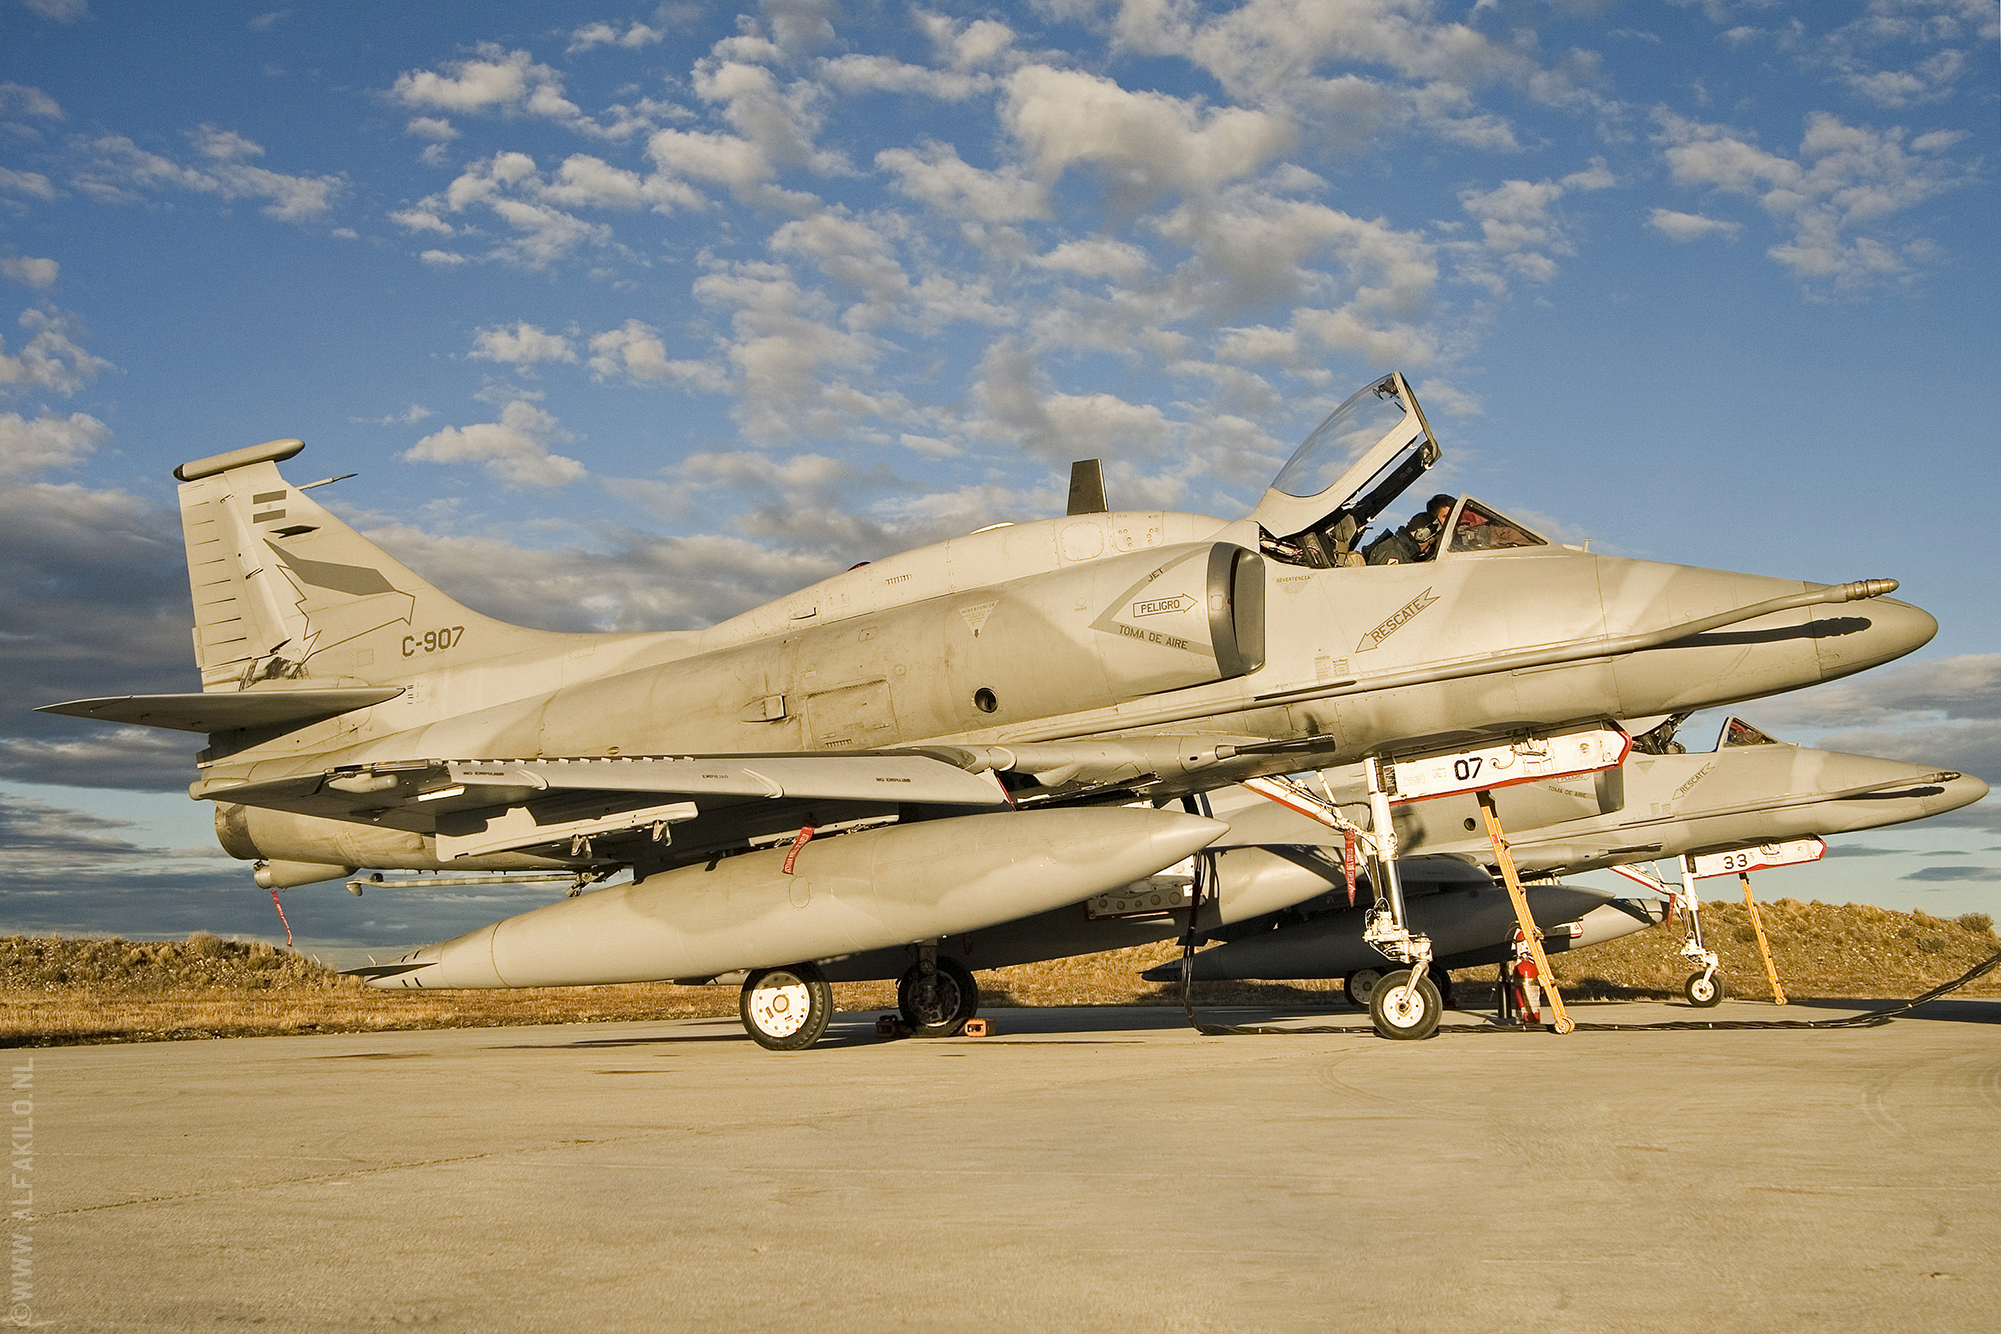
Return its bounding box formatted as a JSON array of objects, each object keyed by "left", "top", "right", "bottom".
[
  {"left": 740, "top": 963, "right": 834, "bottom": 1050},
  {"left": 1370, "top": 969, "right": 1442, "bottom": 1040},
  {"left": 898, "top": 955, "right": 979, "bottom": 1037},
  {"left": 1683, "top": 970, "right": 1725, "bottom": 1008}
]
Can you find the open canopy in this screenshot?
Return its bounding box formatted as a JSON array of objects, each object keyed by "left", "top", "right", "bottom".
[{"left": 1248, "top": 372, "right": 1440, "bottom": 543}]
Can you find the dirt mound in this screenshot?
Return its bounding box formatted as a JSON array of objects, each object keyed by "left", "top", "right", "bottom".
[
  {"left": 0, "top": 933, "right": 352, "bottom": 994},
  {"left": 2, "top": 900, "right": 1995, "bottom": 1044},
  {"left": 1546, "top": 900, "right": 2001, "bottom": 1001}
]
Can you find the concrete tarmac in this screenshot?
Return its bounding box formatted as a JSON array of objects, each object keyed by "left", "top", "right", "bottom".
[{"left": 19, "top": 997, "right": 2001, "bottom": 1332}]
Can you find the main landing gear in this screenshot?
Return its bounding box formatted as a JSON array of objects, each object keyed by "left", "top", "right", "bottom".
[
  {"left": 898, "top": 952, "right": 979, "bottom": 1038},
  {"left": 740, "top": 963, "right": 834, "bottom": 1051}
]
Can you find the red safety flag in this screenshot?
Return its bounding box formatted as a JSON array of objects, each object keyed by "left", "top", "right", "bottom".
[
  {"left": 1342, "top": 829, "right": 1358, "bottom": 907},
  {"left": 782, "top": 822, "right": 816, "bottom": 875}
]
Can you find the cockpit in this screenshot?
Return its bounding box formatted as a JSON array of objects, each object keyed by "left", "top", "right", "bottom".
[{"left": 1249, "top": 373, "right": 1549, "bottom": 568}]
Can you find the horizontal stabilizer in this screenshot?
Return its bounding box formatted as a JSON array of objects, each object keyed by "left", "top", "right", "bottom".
[{"left": 37, "top": 688, "right": 403, "bottom": 734}]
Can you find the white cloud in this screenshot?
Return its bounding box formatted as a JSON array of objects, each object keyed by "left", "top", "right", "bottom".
[
  {"left": 24, "top": 0, "right": 88, "bottom": 22},
  {"left": 1450, "top": 158, "right": 1617, "bottom": 291},
  {"left": 395, "top": 152, "right": 635, "bottom": 269},
  {"left": 1815, "top": 1, "right": 1996, "bottom": 107},
  {"left": 569, "top": 21, "right": 663, "bottom": 53},
  {"left": 1158, "top": 185, "right": 1438, "bottom": 317},
  {"left": 0, "top": 409, "right": 107, "bottom": 475},
  {"left": 405, "top": 116, "right": 458, "bottom": 142},
  {"left": 767, "top": 211, "right": 1010, "bottom": 333},
  {"left": 0, "top": 83, "right": 65, "bottom": 122},
  {"left": 352, "top": 403, "right": 434, "bottom": 426},
  {"left": 1079, "top": 0, "right": 1613, "bottom": 152},
  {"left": 916, "top": 12, "right": 1018, "bottom": 71},
  {"left": 1648, "top": 208, "right": 1742, "bottom": 242},
  {"left": 390, "top": 206, "right": 453, "bottom": 235},
  {"left": 641, "top": 57, "right": 844, "bottom": 213},
  {"left": 391, "top": 44, "right": 576, "bottom": 117},
  {"left": 72, "top": 127, "right": 344, "bottom": 222},
  {"left": 876, "top": 142, "right": 1046, "bottom": 221},
  {"left": 588, "top": 319, "right": 729, "bottom": 392},
  {"left": 688, "top": 258, "right": 912, "bottom": 441},
  {"left": 0, "top": 308, "right": 113, "bottom": 395},
  {"left": 1655, "top": 110, "right": 1970, "bottom": 292},
  {"left": 1746, "top": 653, "right": 2001, "bottom": 783},
  {"left": 419, "top": 248, "right": 467, "bottom": 266},
  {"left": 819, "top": 55, "right": 990, "bottom": 101},
  {"left": 404, "top": 399, "right": 585, "bottom": 487},
  {"left": 468, "top": 322, "right": 577, "bottom": 366},
  {"left": 542, "top": 153, "right": 702, "bottom": 212},
  {"left": 1002, "top": 65, "right": 1295, "bottom": 207},
  {"left": 1033, "top": 238, "right": 1152, "bottom": 282},
  {"left": 1, "top": 256, "right": 58, "bottom": 288},
  {"left": 0, "top": 168, "right": 57, "bottom": 200},
  {"left": 968, "top": 337, "right": 1174, "bottom": 463}
]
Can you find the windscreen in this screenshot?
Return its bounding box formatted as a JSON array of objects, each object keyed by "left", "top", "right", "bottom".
[
  {"left": 1446, "top": 499, "right": 1546, "bottom": 553},
  {"left": 1270, "top": 377, "right": 1407, "bottom": 499}
]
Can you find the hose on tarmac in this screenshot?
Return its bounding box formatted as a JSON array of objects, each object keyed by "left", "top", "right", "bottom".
[{"left": 1177, "top": 941, "right": 2001, "bottom": 1038}]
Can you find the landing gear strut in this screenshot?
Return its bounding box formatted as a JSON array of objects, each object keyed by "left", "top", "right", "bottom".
[
  {"left": 898, "top": 950, "right": 979, "bottom": 1037},
  {"left": 1357, "top": 756, "right": 1438, "bottom": 1040},
  {"left": 740, "top": 962, "right": 833, "bottom": 1050},
  {"left": 1673, "top": 855, "right": 1725, "bottom": 1009}
]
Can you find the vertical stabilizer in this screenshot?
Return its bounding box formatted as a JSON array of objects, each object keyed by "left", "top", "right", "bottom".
[{"left": 176, "top": 441, "right": 564, "bottom": 691}]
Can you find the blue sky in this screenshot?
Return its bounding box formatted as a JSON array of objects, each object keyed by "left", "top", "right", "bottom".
[{"left": 1, "top": 0, "right": 1996, "bottom": 954}]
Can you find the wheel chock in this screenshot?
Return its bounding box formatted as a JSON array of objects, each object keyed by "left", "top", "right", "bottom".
[
  {"left": 875, "top": 1014, "right": 908, "bottom": 1039},
  {"left": 962, "top": 1019, "right": 989, "bottom": 1038}
]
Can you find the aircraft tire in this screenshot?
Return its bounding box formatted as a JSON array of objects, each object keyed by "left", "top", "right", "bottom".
[
  {"left": 1426, "top": 961, "right": 1457, "bottom": 1009},
  {"left": 1370, "top": 970, "right": 1442, "bottom": 1041},
  {"left": 741, "top": 963, "right": 834, "bottom": 1051},
  {"left": 1344, "top": 967, "right": 1384, "bottom": 1009},
  {"left": 897, "top": 957, "right": 978, "bottom": 1038},
  {"left": 1683, "top": 971, "right": 1724, "bottom": 1008}
]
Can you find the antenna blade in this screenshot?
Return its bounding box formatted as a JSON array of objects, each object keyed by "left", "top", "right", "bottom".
[{"left": 1067, "top": 459, "right": 1107, "bottom": 515}]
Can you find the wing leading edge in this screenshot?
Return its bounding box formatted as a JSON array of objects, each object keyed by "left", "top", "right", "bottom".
[{"left": 194, "top": 750, "right": 1015, "bottom": 861}]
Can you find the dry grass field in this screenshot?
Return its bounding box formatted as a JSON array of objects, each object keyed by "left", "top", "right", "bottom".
[{"left": 2, "top": 901, "right": 1995, "bottom": 1046}]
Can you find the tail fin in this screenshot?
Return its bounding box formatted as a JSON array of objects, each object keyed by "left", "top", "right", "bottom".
[{"left": 176, "top": 439, "right": 564, "bottom": 691}]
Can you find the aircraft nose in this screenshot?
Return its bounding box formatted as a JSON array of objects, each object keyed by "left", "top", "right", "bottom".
[
  {"left": 1932, "top": 771, "right": 1989, "bottom": 817},
  {"left": 1814, "top": 595, "right": 1937, "bottom": 683}
]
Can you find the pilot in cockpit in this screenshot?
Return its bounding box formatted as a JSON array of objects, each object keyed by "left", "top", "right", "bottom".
[{"left": 1364, "top": 493, "right": 1457, "bottom": 565}]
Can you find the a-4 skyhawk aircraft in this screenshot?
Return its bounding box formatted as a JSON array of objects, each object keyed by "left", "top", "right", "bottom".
[
  {"left": 41, "top": 373, "right": 1937, "bottom": 1048},
  {"left": 1140, "top": 714, "right": 1987, "bottom": 1010}
]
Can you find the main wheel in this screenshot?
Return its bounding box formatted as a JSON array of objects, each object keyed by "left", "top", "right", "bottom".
[
  {"left": 1370, "top": 969, "right": 1442, "bottom": 1041},
  {"left": 740, "top": 963, "right": 834, "bottom": 1051},
  {"left": 1344, "top": 967, "right": 1384, "bottom": 1009},
  {"left": 897, "top": 957, "right": 978, "bottom": 1037},
  {"left": 1683, "top": 970, "right": 1724, "bottom": 1008}
]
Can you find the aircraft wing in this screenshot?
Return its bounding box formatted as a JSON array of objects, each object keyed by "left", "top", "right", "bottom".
[
  {"left": 37, "top": 689, "right": 404, "bottom": 733},
  {"left": 194, "top": 751, "right": 1014, "bottom": 861}
]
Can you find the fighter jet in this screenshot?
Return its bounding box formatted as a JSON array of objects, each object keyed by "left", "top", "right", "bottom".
[
  {"left": 1141, "top": 716, "right": 1985, "bottom": 1001},
  {"left": 38, "top": 373, "right": 1938, "bottom": 1048}
]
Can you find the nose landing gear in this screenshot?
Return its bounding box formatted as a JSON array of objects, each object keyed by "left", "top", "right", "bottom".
[{"left": 1683, "top": 969, "right": 1725, "bottom": 1008}]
